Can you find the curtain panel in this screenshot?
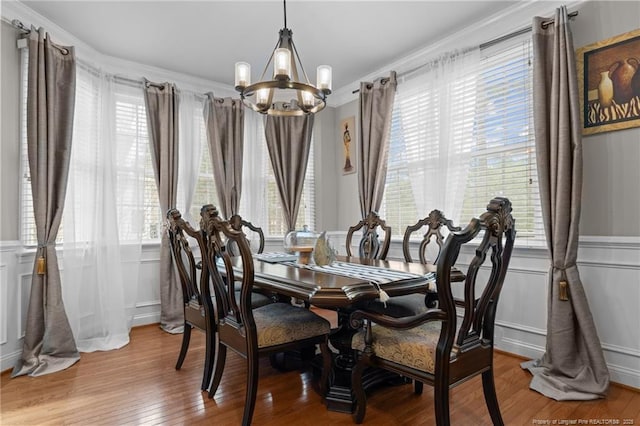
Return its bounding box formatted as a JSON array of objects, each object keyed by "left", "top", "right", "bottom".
[
  {"left": 177, "top": 91, "right": 204, "bottom": 224},
  {"left": 358, "top": 71, "right": 397, "bottom": 218},
  {"left": 12, "top": 27, "right": 80, "bottom": 377},
  {"left": 62, "top": 72, "right": 143, "bottom": 353},
  {"left": 521, "top": 6, "right": 610, "bottom": 400},
  {"left": 204, "top": 94, "right": 245, "bottom": 219},
  {"left": 400, "top": 49, "right": 480, "bottom": 225},
  {"left": 264, "top": 115, "right": 314, "bottom": 232},
  {"left": 143, "top": 79, "right": 183, "bottom": 334}
]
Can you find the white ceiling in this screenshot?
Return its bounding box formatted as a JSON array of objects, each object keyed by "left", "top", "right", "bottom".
[{"left": 19, "top": 0, "right": 515, "bottom": 93}]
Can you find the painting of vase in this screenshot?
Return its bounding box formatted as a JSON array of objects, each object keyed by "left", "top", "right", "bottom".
[{"left": 576, "top": 28, "right": 640, "bottom": 135}]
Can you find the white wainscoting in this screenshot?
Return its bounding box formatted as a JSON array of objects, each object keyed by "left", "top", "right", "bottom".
[{"left": 1, "top": 236, "right": 639, "bottom": 389}]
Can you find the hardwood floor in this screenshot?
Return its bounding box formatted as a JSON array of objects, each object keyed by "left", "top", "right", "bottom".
[{"left": 2, "top": 324, "right": 638, "bottom": 425}]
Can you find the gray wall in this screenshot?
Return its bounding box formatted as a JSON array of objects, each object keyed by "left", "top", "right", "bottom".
[
  {"left": 0, "top": 21, "right": 21, "bottom": 241},
  {"left": 573, "top": 1, "right": 640, "bottom": 237}
]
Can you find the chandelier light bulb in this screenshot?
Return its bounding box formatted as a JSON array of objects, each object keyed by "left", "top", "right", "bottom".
[
  {"left": 301, "top": 90, "right": 314, "bottom": 107},
  {"left": 235, "top": 62, "right": 251, "bottom": 88},
  {"left": 317, "top": 65, "right": 332, "bottom": 91},
  {"left": 256, "top": 88, "right": 270, "bottom": 107},
  {"left": 274, "top": 48, "right": 292, "bottom": 79}
]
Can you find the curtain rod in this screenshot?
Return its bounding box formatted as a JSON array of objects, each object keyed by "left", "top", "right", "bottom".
[
  {"left": 8, "top": 18, "right": 71, "bottom": 54},
  {"left": 480, "top": 10, "right": 579, "bottom": 50},
  {"left": 352, "top": 10, "right": 578, "bottom": 94}
]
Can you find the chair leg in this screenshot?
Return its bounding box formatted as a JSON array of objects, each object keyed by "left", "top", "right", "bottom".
[
  {"left": 318, "top": 341, "right": 332, "bottom": 398},
  {"left": 482, "top": 369, "right": 504, "bottom": 426},
  {"left": 208, "top": 343, "right": 226, "bottom": 398},
  {"left": 414, "top": 380, "right": 423, "bottom": 395},
  {"left": 175, "top": 323, "right": 191, "bottom": 370},
  {"left": 433, "top": 380, "right": 450, "bottom": 426},
  {"left": 351, "top": 358, "right": 367, "bottom": 424},
  {"left": 201, "top": 327, "right": 216, "bottom": 391},
  {"left": 242, "top": 355, "right": 260, "bottom": 426}
]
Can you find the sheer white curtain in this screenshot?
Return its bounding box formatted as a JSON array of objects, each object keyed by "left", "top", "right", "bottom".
[
  {"left": 62, "top": 67, "right": 144, "bottom": 352},
  {"left": 399, "top": 48, "right": 480, "bottom": 226},
  {"left": 239, "top": 113, "right": 268, "bottom": 229},
  {"left": 177, "top": 91, "right": 203, "bottom": 224}
]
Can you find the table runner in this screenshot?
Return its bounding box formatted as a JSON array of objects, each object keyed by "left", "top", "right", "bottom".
[{"left": 283, "top": 261, "right": 435, "bottom": 286}]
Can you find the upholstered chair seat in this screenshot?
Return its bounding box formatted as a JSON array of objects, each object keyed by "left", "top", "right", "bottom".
[
  {"left": 254, "top": 303, "right": 331, "bottom": 348},
  {"left": 352, "top": 321, "right": 446, "bottom": 373}
]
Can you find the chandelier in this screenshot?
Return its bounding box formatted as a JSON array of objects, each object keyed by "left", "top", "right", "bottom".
[{"left": 234, "top": 0, "right": 332, "bottom": 116}]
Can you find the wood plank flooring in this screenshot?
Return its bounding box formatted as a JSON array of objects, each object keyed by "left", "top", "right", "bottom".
[{"left": 2, "top": 323, "right": 638, "bottom": 425}]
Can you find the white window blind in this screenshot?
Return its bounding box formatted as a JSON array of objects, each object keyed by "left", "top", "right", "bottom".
[
  {"left": 461, "top": 39, "right": 542, "bottom": 244},
  {"left": 112, "top": 80, "right": 160, "bottom": 241},
  {"left": 382, "top": 35, "right": 543, "bottom": 246}
]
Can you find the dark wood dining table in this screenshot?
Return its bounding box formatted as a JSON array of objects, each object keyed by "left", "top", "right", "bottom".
[{"left": 245, "top": 254, "right": 465, "bottom": 413}]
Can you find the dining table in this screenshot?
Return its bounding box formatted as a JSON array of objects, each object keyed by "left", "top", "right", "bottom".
[{"left": 243, "top": 254, "right": 465, "bottom": 413}]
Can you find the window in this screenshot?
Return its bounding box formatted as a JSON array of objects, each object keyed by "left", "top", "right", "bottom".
[
  {"left": 20, "top": 58, "right": 160, "bottom": 245},
  {"left": 178, "top": 94, "right": 219, "bottom": 222},
  {"left": 112, "top": 80, "right": 160, "bottom": 241},
  {"left": 381, "top": 36, "right": 542, "bottom": 246}
]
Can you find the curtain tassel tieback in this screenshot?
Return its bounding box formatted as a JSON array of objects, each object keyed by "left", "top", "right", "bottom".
[
  {"left": 36, "top": 242, "right": 54, "bottom": 275},
  {"left": 559, "top": 281, "right": 569, "bottom": 301},
  {"left": 556, "top": 264, "right": 575, "bottom": 302}
]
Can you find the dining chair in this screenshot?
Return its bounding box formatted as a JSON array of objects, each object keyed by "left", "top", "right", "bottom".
[
  {"left": 350, "top": 197, "right": 516, "bottom": 425},
  {"left": 166, "top": 208, "right": 215, "bottom": 391},
  {"left": 200, "top": 205, "right": 333, "bottom": 426},
  {"left": 345, "top": 211, "right": 391, "bottom": 260}
]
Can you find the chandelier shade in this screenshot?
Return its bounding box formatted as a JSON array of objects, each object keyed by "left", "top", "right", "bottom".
[{"left": 234, "top": 0, "right": 331, "bottom": 116}]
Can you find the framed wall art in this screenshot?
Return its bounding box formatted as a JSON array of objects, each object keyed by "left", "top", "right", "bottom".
[
  {"left": 576, "top": 28, "right": 640, "bottom": 135},
  {"left": 340, "top": 116, "right": 356, "bottom": 175}
]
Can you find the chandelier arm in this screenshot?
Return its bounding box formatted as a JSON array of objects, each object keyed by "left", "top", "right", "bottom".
[
  {"left": 258, "top": 39, "right": 282, "bottom": 81},
  {"left": 289, "top": 38, "right": 312, "bottom": 85}
]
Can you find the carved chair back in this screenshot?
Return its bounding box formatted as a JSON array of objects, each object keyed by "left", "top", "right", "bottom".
[
  {"left": 226, "top": 214, "right": 265, "bottom": 256},
  {"left": 402, "top": 209, "right": 460, "bottom": 264},
  {"left": 346, "top": 211, "right": 391, "bottom": 260}
]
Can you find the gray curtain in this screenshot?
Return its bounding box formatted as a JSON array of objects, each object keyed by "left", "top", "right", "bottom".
[
  {"left": 12, "top": 27, "right": 80, "bottom": 377},
  {"left": 521, "top": 7, "right": 610, "bottom": 400},
  {"left": 143, "top": 79, "right": 182, "bottom": 334},
  {"left": 203, "top": 94, "right": 245, "bottom": 219},
  {"left": 264, "top": 115, "right": 314, "bottom": 232},
  {"left": 358, "top": 71, "right": 397, "bottom": 217}
]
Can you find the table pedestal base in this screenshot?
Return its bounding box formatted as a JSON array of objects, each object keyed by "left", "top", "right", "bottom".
[{"left": 314, "top": 308, "right": 410, "bottom": 414}]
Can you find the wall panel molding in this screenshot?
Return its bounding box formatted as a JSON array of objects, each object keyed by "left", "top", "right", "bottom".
[
  {"left": 17, "top": 272, "right": 31, "bottom": 339},
  {"left": 0, "top": 265, "right": 7, "bottom": 344}
]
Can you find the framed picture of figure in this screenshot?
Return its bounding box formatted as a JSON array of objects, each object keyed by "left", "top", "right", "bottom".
[
  {"left": 576, "top": 28, "right": 640, "bottom": 135},
  {"left": 340, "top": 116, "right": 356, "bottom": 175}
]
